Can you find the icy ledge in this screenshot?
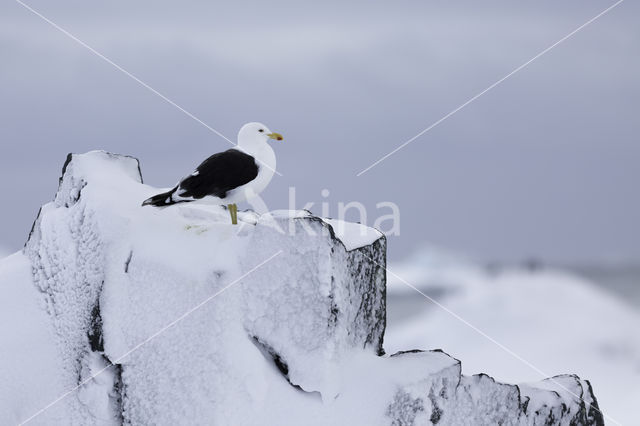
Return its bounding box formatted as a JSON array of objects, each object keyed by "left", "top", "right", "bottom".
[{"left": 15, "top": 151, "right": 603, "bottom": 425}]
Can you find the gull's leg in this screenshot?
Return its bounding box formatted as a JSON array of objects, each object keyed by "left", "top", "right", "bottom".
[
  {"left": 227, "top": 204, "right": 237, "bottom": 225},
  {"left": 229, "top": 203, "right": 238, "bottom": 225}
]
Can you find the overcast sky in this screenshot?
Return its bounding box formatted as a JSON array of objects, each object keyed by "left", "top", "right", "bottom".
[{"left": 1, "top": 0, "right": 638, "bottom": 262}]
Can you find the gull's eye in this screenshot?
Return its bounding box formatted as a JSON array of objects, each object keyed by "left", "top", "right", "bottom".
[{"left": 259, "top": 129, "right": 264, "bottom": 133}]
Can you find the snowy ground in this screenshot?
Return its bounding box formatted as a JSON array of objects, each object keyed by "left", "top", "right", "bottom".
[
  {"left": 0, "top": 253, "right": 68, "bottom": 423},
  {"left": 385, "top": 246, "right": 640, "bottom": 426}
]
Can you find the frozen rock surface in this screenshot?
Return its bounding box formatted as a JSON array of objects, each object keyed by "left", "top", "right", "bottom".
[{"left": 4, "top": 151, "right": 603, "bottom": 425}]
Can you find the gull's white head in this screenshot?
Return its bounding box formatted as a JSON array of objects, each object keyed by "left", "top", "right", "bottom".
[{"left": 237, "top": 122, "right": 283, "bottom": 152}]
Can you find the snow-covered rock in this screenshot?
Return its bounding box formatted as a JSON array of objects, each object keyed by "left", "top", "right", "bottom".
[
  {"left": 241, "top": 211, "right": 386, "bottom": 397},
  {"left": 1, "top": 151, "right": 603, "bottom": 425}
]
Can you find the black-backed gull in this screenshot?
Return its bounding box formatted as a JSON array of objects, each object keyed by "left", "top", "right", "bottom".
[{"left": 142, "top": 122, "right": 282, "bottom": 224}]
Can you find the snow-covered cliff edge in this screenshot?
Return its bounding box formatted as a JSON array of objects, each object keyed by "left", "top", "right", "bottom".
[{"left": 1, "top": 151, "right": 603, "bottom": 425}]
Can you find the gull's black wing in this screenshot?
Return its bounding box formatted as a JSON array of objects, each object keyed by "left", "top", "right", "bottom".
[{"left": 177, "top": 149, "right": 259, "bottom": 200}]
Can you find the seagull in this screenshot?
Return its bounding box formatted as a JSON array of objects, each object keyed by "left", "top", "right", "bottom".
[{"left": 142, "top": 122, "right": 283, "bottom": 224}]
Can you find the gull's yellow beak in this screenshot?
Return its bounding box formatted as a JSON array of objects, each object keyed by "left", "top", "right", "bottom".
[{"left": 267, "top": 132, "right": 283, "bottom": 141}]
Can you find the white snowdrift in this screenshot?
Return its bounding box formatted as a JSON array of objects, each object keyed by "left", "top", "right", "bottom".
[{"left": 0, "top": 253, "right": 67, "bottom": 424}]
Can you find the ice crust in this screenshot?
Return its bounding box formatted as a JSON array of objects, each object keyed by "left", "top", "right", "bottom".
[{"left": 0, "top": 151, "right": 604, "bottom": 425}]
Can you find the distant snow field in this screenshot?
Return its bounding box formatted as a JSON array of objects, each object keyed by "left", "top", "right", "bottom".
[{"left": 385, "top": 246, "right": 640, "bottom": 425}]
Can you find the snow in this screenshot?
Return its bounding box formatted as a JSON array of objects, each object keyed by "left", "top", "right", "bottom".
[
  {"left": 262, "top": 208, "right": 311, "bottom": 220},
  {"left": 0, "top": 253, "right": 68, "bottom": 424},
  {"left": 1, "top": 151, "right": 606, "bottom": 425},
  {"left": 242, "top": 213, "right": 386, "bottom": 398},
  {"left": 321, "top": 218, "right": 384, "bottom": 251},
  {"left": 385, "top": 246, "right": 640, "bottom": 425}
]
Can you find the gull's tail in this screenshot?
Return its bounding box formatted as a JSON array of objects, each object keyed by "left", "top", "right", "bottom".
[{"left": 142, "top": 187, "right": 179, "bottom": 207}]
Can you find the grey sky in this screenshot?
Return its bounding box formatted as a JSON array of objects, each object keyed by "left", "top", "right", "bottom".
[{"left": 1, "top": 0, "right": 638, "bottom": 262}]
